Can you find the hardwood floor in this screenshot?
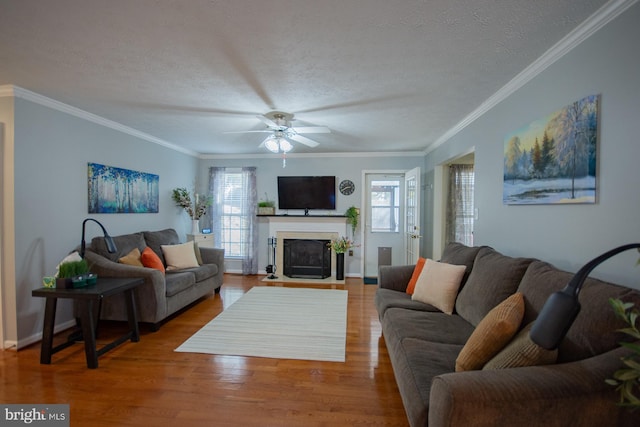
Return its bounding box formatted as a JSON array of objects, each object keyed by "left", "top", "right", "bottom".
[{"left": 0, "top": 275, "right": 409, "bottom": 426}]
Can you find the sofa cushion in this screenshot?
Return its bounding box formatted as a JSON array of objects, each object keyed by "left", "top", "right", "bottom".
[
  {"left": 383, "top": 308, "right": 475, "bottom": 348},
  {"left": 91, "top": 232, "right": 146, "bottom": 262},
  {"left": 440, "top": 242, "right": 486, "bottom": 290},
  {"left": 143, "top": 228, "right": 180, "bottom": 265},
  {"left": 390, "top": 338, "right": 463, "bottom": 427},
  {"left": 165, "top": 271, "right": 196, "bottom": 297},
  {"left": 118, "top": 247, "right": 144, "bottom": 267},
  {"left": 375, "top": 288, "right": 444, "bottom": 318},
  {"left": 141, "top": 246, "right": 165, "bottom": 273},
  {"left": 379, "top": 264, "right": 416, "bottom": 293},
  {"left": 412, "top": 259, "right": 466, "bottom": 315},
  {"left": 455, "top": 247, "right": 533, "bottom": 326},
  {"left": 180, "top": 264, "right": 219, "bottom": 282},
  {"left": 455, "top": 292, "right": 525, "bottom": 371},
  {"left": 483, "top": 322, "right": 558, "bottom": 370},
  {"left": 406, "top": 257, "right": 426, "bottom": 295},
  {"left": 517, "top": 260, "right": 640, "bottom": 363},
  {"left": 162, "top": 241, "right": 200, "bottom": 271}
]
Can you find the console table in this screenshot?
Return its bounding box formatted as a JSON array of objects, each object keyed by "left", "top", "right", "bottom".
[{"left": 32, "top": 277, "right": 143, "bottom": 369}]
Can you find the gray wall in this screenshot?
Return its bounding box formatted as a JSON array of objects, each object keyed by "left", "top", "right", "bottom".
[
  {"left": 10, "top": 97, "right": 198, "bottom": 344},
  {"left": 197, "top": 154, "right": 424, "bottom": 276},
  {"left": 425, "top": 3, "right": 640, "bottom": 288}
]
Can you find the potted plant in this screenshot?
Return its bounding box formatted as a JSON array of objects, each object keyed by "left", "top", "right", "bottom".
[
  {"left": 327, "top": 236, "right": 359, "bottom": 280},
  {"left": 57, "top": 259, "right": 90, "bottom": 289},
  {"left": 345, "top": 206, "right": 359, "bottom": 237},
  {"left": 172, "top": 187, "right": 212, "bottom": 234},
  {"left": 258, "top": 193, "right": 275, "bottom": 216},
  {"left": 606, "top": 298, "right": 640, "bottom": 409}
]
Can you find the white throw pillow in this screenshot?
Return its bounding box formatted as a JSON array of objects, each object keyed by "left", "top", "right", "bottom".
[
  {"left": 161, "top": 241, "right": 200, "bottom": 271},
  {"left": 411, "top": 259, "right": 466, "bottom": 315}
]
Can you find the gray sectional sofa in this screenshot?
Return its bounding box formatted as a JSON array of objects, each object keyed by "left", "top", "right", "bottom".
[
  {"left": 84, "top": 228, "right": 224, "bottom": 330},
  {"left": 375, "top": 242, "right": 640, "bottom": 427}
]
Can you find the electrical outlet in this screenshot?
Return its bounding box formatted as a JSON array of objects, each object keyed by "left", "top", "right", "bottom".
[{"left": 349, "top": 249, "right": 354, "bottom": 256}]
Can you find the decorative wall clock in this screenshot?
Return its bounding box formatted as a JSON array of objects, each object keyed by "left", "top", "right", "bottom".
[{"left": 339, "top": 179, "right": 355, "bottom": 195}]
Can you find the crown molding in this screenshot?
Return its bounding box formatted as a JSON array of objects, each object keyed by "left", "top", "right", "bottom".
[
  {"left": 425, "top": 0, "right": 638, "bottom": 155},
  {"left": 198, "top": 151, "right": 425, "bottom": 160},
  {"left": 0, "top": 84, "right": 199, "bottom": 157}
]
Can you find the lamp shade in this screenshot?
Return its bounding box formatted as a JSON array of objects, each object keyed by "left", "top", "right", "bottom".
[{"left": 530, "top": 243, "right": 640, "bottom": 350}]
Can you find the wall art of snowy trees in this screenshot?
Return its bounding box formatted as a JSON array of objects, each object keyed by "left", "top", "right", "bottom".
[
  {"left": 88, "top": 163, "right": 159, "bottom": 213},
  {"left": 503, "top": 94, "right": 598, "bottom": 205}
]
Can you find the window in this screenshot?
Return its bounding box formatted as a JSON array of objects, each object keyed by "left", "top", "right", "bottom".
[
  {"left": 209, "top": 168, "right": 258, "bottom": 273},
  {"left": 446, "top": 164, "right": 475, "bottom": 246},
  {"left": 219, "top": 171, "right": 245, "bottom": 258},
  {"left": 370, "top": 180, "right": 400, "bottom": 233}
]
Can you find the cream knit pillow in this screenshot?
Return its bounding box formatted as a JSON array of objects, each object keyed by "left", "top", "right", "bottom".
[
  {"left": 161, "top": 241, "right": 199, "bottom": 271},
  {"left": 411, "top": 259, "right": 466, "bottom": 315}
]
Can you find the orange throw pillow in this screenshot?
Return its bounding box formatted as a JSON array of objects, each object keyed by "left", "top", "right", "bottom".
[
  {"left": 406, "top": 257, "right": 426, "bottom": 295},
  {"left": 141, "top": 246, "right": 165, "bottom": 273}
]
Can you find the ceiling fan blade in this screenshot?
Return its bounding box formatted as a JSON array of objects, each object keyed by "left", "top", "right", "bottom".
[
  {"left": 289, "top": 134, "right": 320, "bottom": 147},
  {"left": 256, "top": 114, "right": 279, "bottom": 129},
  {"left": 290, "top": 126, "right": 331, "bottom": 134}
]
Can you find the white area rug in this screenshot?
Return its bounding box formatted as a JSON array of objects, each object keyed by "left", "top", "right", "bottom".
[{"left": 175, "top": 286, "right": 348, "bottom": 362}]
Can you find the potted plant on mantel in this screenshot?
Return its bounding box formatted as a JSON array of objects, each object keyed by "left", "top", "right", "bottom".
[
  {"left": 258, "top": 193, "right": 275, "bottom": 216},
  {"left": 172, "top": 187, "right": 212, "bottom": 235}
]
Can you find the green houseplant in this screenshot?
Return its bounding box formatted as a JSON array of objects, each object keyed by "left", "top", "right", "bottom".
[
  {"left": 172, "top": 187, "right": 212, "bottom": 234},
  {"left": 57, "top": 259, "right": 90, "bottom": 288},
  {"left": 171, "top": 188, "right": 211, "bottom": 220},
  {"left": 258, "top": 193, "right": 275, "bottom": 215},
  {"left": 345, "top": 206, "right": 359, "bottom": 237},
  {"left": 606, "top": 298, "right": 640, "bottom": 409}
]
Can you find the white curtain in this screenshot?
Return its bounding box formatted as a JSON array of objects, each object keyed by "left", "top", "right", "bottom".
[
  {"left": 208, "top": 167, "right": 259, "bottom": 275},
  {"left": 445, "top": 164, "right": 475, "bottom": 246}
]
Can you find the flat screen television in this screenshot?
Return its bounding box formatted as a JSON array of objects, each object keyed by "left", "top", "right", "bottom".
[{"left": 277, "top": 176, "right": 336, "bottom": 211}]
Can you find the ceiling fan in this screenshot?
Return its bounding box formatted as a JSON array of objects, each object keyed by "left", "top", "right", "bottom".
[{"left": 227, "top": 111, "right": 330, "bottom": 153}]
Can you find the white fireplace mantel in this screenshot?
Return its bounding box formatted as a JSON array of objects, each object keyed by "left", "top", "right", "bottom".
[{"left": 266, "top": 216, "right": 348, "bottom": 236}]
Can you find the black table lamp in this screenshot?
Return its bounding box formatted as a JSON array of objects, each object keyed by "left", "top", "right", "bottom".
[
  {"left": 80, "top": 218, "right": 117, "bottom": 258},
  {"left": 530, "top": 243, "right": 640, "bottom": 350}
]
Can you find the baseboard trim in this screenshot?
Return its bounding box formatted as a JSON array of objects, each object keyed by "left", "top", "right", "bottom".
[{"left": 17, "top": 319, "right": 76, "bottom": 350}]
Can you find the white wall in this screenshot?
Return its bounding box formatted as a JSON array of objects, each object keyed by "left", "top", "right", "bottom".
[
  {"left": 424, "top": 2, "right": 640, "bottom": 288},
  {"left": 4, "top": 96, "right": 199, "bottom": 346},
  {"left": 197, "top": 154, "right": 424, "bottom": 276}
]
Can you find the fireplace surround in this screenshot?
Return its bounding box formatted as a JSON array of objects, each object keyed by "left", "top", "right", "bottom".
[
  {"left": 265, "top": 216, "right": 348, "bottom": 281},
  {"left": 283, "top": 238, "right": 331, "bottom": 278}
]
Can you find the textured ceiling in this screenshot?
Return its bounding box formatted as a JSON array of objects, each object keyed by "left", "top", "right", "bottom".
[{"left": 0, "top": 0, "right": 609, "bottom": 156}]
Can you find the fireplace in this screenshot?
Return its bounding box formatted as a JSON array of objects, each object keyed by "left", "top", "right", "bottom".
[
  {"left": 283, "top": 239, "right": 331, "bottom": 279},
  {"left": 265, "top": 216, "right": 348, "bottom": 281}
]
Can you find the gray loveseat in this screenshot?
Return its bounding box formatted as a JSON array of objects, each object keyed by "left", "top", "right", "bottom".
[
  {"left": 375, "top": 242, "right": 640, "bottom": 427},
  {"left": 84, "top": 228, "right": 224, "bottom": 330}
]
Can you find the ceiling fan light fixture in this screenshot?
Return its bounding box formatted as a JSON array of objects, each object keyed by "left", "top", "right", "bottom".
[
  {"left": 278, "top": 137, "right": 292, "bottom": 153},
  {"left": 264, "top": 136, "right": 280, "bottom": 153},
  {"left": 264, "top": 135, "right": 293, "bottom": 154}
]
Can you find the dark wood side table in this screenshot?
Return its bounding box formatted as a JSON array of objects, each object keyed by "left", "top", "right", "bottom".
[{"left": 32, "top": 277, "right": 143, "bottom": 369}]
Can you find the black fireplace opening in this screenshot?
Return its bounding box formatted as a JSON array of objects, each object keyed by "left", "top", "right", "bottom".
[{"left": 283, "top": 239, "right": 331, "bottom": 279}]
